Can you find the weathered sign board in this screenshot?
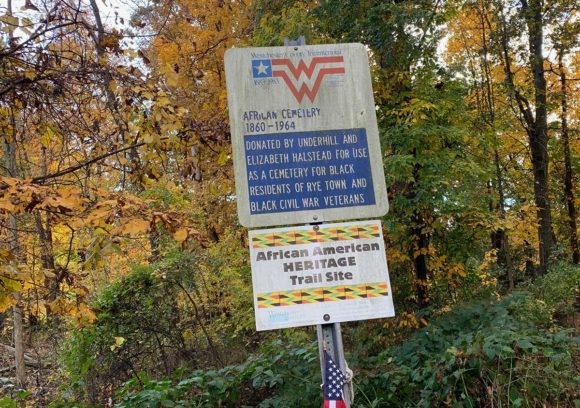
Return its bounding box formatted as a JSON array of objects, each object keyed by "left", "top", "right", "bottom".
[
  {"left": 225, "top": 43, "right": 388, "bottom": 228},
  {"left": 249, "top": 220, "right": 394, "bottom": 331}
]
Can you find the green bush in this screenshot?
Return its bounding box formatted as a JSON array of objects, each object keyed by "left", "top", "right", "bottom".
[
  {"left": 59, "top": 259, "right": 579, "bottom": 407},
  {"left": 528, "top": 262, "right": 580, "bottom": 318},
  {"left": 61, "top": 266, "right": 180, "bottom": 404},
  {"left": 60, "top": 252, "right": 226, "bottom": 405},
  {"left": 355, "top": 291, "right": 579, "bottom": 407},
  {"left": 113, "top": 288, "right": 578, "bottom": 408},
  {"left": 114, "top": 339, "right": 320, "bottom": 407}
]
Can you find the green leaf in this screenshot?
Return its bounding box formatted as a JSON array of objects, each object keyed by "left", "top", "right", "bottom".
[
  {"left": 0, "top": 396, "right": 17, "bottom": 408},
  {"left": 516, "top": 338, "right": 534, "bottom": 351}
]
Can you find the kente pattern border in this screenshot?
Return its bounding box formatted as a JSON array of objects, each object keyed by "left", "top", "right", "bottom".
[
  {"left": 256, "top": 282, "right": 388, "bottom": 308},
  {"left": 251, "top": 224, "right": 380, "bottom": 248}
]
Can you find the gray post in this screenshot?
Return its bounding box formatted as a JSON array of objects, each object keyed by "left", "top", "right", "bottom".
[
  {"left": 317, "top": 322, "right": 351, "bottom": 407},
  {"left": 284, "top": 36, "right": 306, "bottom": 46},
  {"left": 307, "top": 223, "right": 351, "bottom": 407}
]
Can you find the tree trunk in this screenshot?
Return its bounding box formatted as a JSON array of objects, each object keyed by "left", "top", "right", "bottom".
[
  {"left": 4, "top": 98, "right": 26, "bottom": 388},
  {"left": 558, "top": 51, "right": 579, "bottom": 264},
  {"left": 409, "top": 160, "right": 430, "bottom": 309},
  {"left": 7, "top": 139, "right": 26, "bottom": 389},
  {"left": 35, "top": 146, "right": 59, "bottom": 301},
  {"left": 498, "top": 0, "right": 554, "bottom": 275},
  {"left": 523, "top": 0, "right": 554, "bottom": 275},
  {"left": 7, "top": 198, "right": 26, "bottom": 388},
  {"left": 478, "top": 2, "right": 514, "bottom": 287},
  {"left": 12, "top": 297, "right": 26, "bottom": 388},
  {"left": 411, "top": 213, "right": 430, "bottom": 309},
  {"left": 492, "top": 148, "right": 514, "bottom": 289}
]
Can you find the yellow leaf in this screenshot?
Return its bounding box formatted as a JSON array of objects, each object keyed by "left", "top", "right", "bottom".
[
  {"left": 49, "top": 161, "right": 59, "bottom": 174},
  {"left": 0, "top": 275, "right": 21, "bottom": 292},
  {"left": 142, "top": 132, "right": 156, "bottom": 144},
  {"left": 1, "top": 264, "right": 21, "bottom": 279},
  {"left": 174, "top": 228, "right": 188, "bottom": 242},
  {"left": 72, "top": 286, "right": 89, "bottom": 297},
  {"left": 0, "top": 14, "right": 18, "bottom": 28},
  {"left": 39, "top": 132, "right": 51, "bottom": 148},
  {"left": 120, "top": 218, "right": 150, "bottom": 235},
  {"left": 110, "top": 336, "right": 125, "bottom": 351},
  {"left": 217, "top": 150, "right": 229, "bottom": 166},
  {"left": 0, "top": 200, "right": 17, "bottom": 213},
  {"left": 157, "top": 96, "right": 171, "bottom": 106},
  {"left": 74, "top": 303, "right": 96, "bottom": 325},
  {"left": 166, "top": 72, "right": 180, "bottom": 88},
  {"left": 0, "top": 249, "right": 14, "bottom": 260},
  {"left": 85, "top": 206, "right": 113, "bottom": 224},
  {"left": 0, "top": 294, "right": 16, "bottom": 313}
]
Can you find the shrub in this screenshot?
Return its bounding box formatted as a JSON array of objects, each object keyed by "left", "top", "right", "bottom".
[
  {"left": 61, "top": 266, "right": 184, "bottom": 404},
  {"left": 528, "top": 262, "right": 580, "bottom": 318},
  {"left": 61, "top": 251, "right": 230, "bottom": 405},
  {"left": 356, "top": 291, "right": 579, "bottom": 407},
  {"left": 114, "top": 339, "right": 320, "bottom": 407}
]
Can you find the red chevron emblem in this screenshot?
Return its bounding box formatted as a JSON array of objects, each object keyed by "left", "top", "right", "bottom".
[{"left": 271, "top": 56, "right": 345, "bottom": 103}]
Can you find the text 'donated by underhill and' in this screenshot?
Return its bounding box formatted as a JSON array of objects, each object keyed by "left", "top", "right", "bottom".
[{"left": 244, "top": 128, "right": 375, "bottom": 214}]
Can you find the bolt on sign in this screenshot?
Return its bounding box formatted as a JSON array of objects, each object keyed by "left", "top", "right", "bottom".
[
  {"left": 249, "top": 220, "right": 394, "bottom": 331},
  {"left": 225, "top": 43, "right": 388, "bottom": 228}
]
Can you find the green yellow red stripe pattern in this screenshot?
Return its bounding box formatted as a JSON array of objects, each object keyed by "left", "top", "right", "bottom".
[
  {"left": 256, "top": 282, "right": 388, "bottom": 308},
  {"left": 251, "top": 224, "right": 380, "bottom": 248}
]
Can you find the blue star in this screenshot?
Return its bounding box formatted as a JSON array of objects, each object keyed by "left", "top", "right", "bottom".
[{"left": 252, "top": 59, "right": 272, "bottom": 78}]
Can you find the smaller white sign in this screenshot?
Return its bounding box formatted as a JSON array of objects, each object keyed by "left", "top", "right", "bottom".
[{"left": 249, "top": 220, "right": 395, "bottom": 330}]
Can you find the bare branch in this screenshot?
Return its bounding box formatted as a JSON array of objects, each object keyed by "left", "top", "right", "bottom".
[{"left": 32, "top": 141, "right": 146, "bottom": 184}]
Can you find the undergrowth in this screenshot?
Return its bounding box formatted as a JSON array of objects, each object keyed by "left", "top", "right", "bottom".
[{"left": 48, "top": 263, "right": 578, "bottom": 407}]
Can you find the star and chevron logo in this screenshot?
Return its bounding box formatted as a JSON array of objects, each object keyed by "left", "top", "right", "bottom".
[{"left": 251, "top": 56, "right": 345, "bottom": 103}]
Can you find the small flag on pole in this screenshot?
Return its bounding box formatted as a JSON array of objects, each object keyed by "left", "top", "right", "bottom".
[{"left": 323, "top": 350, "right": 347, "bottom": 408}]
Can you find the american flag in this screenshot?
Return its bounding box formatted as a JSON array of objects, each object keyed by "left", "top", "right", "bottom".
[{"left": 323, "top": 350, "right": 347, "bottom": 408}]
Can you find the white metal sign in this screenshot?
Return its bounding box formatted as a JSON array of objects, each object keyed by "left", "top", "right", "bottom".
[
  {"left": 225, "top": 43, "right": 388, "bottom": 228},
  {"left": 249, "top": 220, "right": 395, "bottom": 331}
]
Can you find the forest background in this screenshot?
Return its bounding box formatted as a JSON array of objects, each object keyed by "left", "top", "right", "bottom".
[{"left": 0, "top": 0, "right": 578, "bottom": 406}]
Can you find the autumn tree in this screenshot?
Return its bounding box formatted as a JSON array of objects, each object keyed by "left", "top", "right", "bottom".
[
  {"left": 494, "top": 0, "right": 554, "bottom": 275},
  {"left": 548, "top": 1, "right": 579, "bottom": 264},
  {"left": 309, "top": 0, "right": 488, "bottom": 310},
  {"left": 0, "top": 0, "right": 210, "bottom": 388},
  {"left": 446, "top": 0, "right": 519, "bottom": 287},
  {"left": 445, "top": 0, "right": 580, "bottom": 278},
  {"left": 129, "top": 0, "right": 253, "bottom": 242}
]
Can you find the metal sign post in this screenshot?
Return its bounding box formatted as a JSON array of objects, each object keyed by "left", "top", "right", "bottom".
[
  {"left": 311, "top": 220, "right": 351, "bottom": 408},
  {"left": 225, "top": 37, "right": 394, "bottom": 408},
  {"left": 310, "top": 217, "right": 352, "bottom": 408},
  {"left": 317, "top": 322, "right": 351, "bottom": 407}
]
